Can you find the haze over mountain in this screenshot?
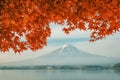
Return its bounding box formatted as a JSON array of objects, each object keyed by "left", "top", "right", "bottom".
[{"left": 1, "top": 44, "right": 120, "bottom": 66}]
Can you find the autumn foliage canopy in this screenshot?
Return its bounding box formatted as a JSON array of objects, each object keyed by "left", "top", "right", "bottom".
[{"left": 0, "top": 0, "right": 120, "bottom": 53}]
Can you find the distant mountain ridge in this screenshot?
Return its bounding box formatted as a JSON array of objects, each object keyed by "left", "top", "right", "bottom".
[{"left": 1, "top": 44, "right": 120, "bottom": 66}]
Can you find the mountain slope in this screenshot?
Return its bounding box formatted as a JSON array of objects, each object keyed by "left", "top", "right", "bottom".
[{"left": 1, "top": 44, "right": 120, "bottom": 66}]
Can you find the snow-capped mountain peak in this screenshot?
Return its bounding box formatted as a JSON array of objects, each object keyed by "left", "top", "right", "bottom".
[
  {"left": 49, "top": 44, "right": 87, "bottom": 56},
  {"left": 60, "top": 44, "right": 78, "bottom": 54},
  {"left": 61, "top": 44, "right": 77, "bottom": 50},
  {"left": 59, "top": 44, "right": 77, "bottom": 54},
  {"left": 62, "top": 44, "right": 68, "bottom": 49}
]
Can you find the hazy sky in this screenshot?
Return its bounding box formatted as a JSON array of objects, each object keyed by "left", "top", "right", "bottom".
[{"left": 0, "top": 23, "right": 120, "bottom": 63}]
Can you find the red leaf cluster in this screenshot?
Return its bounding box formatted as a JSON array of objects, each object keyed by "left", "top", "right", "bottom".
[{"left": 0, "top": 0, "right": 120, "bottom": 53}]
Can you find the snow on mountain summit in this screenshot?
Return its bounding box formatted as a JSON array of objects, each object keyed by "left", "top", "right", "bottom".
[
  {"left": 47, "top": 44, "right": 92, "bottom": 56},
  {"left": 61, "top": 44, "right": 78, "bottom": 50},
  {"left": 62, "top": 44, "right": 74, "bottom": 49},
  {"left": 60, "top": 44, "right": 80, "bottom": 54}
]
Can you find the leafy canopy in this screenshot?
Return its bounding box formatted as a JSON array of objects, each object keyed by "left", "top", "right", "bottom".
[{"left": 0, "top": 0, "right": 120, "bottom": 53}]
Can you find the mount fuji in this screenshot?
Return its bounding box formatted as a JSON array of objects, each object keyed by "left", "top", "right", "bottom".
[{"left": 1, "top": 44, "right": 120, "bottom": 66}]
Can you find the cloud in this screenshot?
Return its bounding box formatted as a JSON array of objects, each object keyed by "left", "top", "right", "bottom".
[
  {"left": 47, "top": 37, "right": 89, "bottom": 46},
  {"left": 74, "top": 33, "right": 120, "bottom": 58}
]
